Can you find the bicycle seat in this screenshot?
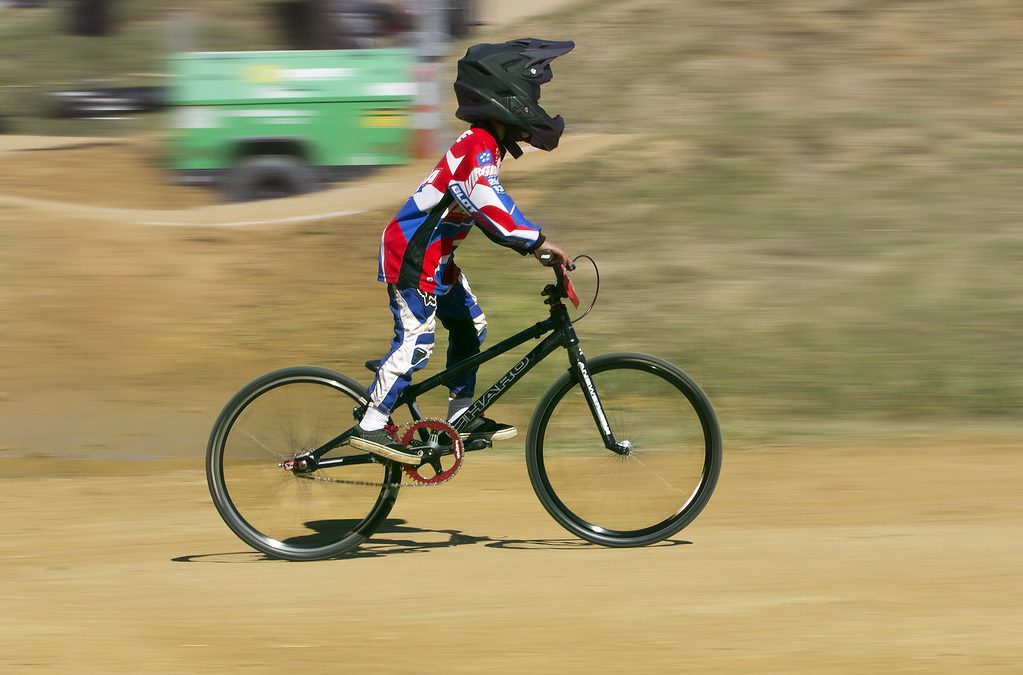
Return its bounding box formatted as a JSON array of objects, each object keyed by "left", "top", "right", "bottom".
[{"left": 365, "top": 359, "right": 381, "bottom": 373}]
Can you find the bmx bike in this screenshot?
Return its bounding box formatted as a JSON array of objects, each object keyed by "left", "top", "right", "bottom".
[{"left": 206, "top": 257, "right": 722, "bottom": 561}]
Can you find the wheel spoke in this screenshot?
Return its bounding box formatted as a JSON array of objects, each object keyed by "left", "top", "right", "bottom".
[
  {"left": 239, "top": 427, "right": 286, "bottom": 460},
  {"left": 626, "top": 452, "right": 687, "bottom": 495}
]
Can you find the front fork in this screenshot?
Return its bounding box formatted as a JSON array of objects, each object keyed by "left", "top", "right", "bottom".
[{"left": 566, "top": 341, "right": 633, "bottom": 456}]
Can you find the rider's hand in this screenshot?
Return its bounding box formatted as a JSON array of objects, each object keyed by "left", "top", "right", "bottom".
[{"left": 534, "top": 241, "right": 575, "bottom": 270}]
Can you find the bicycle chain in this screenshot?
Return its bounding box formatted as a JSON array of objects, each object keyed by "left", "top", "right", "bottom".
[{"left": 287, "top": 418, "right": 463, "bottom": 489}]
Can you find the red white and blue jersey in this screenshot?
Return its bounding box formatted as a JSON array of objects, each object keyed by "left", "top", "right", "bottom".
[{"left": 378, "top": 126, "right": 545, "bottom": 294}]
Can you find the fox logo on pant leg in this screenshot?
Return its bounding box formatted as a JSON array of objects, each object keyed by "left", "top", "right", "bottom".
[{"left": 415, "top": 289, "right": 437, "bottom": 308}]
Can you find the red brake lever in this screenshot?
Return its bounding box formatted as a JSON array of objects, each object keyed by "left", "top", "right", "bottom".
[{"left": 562, "top": 265, "right": 580, "bottom": 309}]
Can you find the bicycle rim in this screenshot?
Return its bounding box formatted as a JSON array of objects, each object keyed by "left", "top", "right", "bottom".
[
  {"left": 527, "top": 354, "right": 721, "bottom": 547},
  {"left": 206, "top": 367, "right": 400, "bottom": 560}
]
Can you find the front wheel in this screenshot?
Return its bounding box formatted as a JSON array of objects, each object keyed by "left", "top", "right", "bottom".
[
  {"left": 526, "top": 353, "right": 722, "bottom": 547},
  {"left": 206, "top": 366, "right": 401, "bottom": 560}
]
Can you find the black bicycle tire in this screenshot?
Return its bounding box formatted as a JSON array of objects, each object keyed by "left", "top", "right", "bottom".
[
  {"left": 525, "top": 353, "right": 722, "bottom": 547},
  {"left": 205, "top": 365, "right": 401, "bottom": 560}
]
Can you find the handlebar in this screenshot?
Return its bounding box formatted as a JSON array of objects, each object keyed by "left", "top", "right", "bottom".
[
  {"left": 538, "top": 250, "right": 575, "bottom": 271},
  {"left": 539, "top": 253, "right": 581, "bottom": 309}
]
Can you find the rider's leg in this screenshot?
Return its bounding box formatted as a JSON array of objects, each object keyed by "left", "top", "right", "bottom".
[
  {"left": 437, "top": 273, "right": 516, "bottom": 441},
  {"left": 350, "top": 285, "right": 437, "bottom": 463},
  {"left": 437, "top": 272, "right": 487, "bottom": 418}
]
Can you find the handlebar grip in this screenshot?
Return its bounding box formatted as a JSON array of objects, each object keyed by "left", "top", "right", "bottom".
[{"left": 539, "top": 251, "right": 572, "bottom": 272}]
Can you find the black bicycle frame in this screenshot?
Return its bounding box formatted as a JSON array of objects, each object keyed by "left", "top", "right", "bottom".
[
  {"left": 400, "top": 312, "right": 564, "bottom": 429},
  {"left": 308, "top": 296, "right": 625, "bottom": 469}
]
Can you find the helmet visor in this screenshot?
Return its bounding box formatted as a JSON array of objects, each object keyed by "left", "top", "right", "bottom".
[{"left": 518, "top": 39, "right": 576, "bottom": 84}]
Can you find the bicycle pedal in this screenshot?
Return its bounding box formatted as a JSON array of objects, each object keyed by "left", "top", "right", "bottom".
[{"left": 465, "top": 438, "right": 492, "bottom": 452}]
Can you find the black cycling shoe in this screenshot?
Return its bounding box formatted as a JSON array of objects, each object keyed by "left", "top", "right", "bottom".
[
  {"left": 456, "top": 416, "right": 517, "bottom": 442},
  {"left": 348, "top": 426, "right": 423, "bottom": 464}
]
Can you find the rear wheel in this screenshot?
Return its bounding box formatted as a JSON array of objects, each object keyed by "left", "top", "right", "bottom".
[
  {"left": 526, "top": 353, "right": 722, "bottom": 547},
  {"left": 206, "top": 366, "right": 400, "bottom": 560}
]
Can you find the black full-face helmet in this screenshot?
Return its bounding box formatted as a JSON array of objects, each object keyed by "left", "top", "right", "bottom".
[{"left": 454, "top": 38, "right": 575, "bottom": 157}]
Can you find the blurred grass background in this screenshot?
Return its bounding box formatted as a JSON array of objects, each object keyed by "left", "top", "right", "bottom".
[
  {"left": 1, "top": 0, "right": 1021, "bottom": 447},
  {"left": 511, "top": 0, "right": 1023, "bottom": 440}
]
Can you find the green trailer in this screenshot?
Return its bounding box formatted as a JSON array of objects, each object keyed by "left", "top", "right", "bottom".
[{"left": 167, "top": 49, "right": 416, "bottom": 200}]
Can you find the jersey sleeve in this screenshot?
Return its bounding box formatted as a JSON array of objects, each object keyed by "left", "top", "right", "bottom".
[{"left": 446, "top": 140, "right": 545, "bottom": 255}]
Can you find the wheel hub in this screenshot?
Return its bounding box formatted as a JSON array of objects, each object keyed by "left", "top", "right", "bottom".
[{"left": 280, "top": 452, "right": 317, "bottom": 473}]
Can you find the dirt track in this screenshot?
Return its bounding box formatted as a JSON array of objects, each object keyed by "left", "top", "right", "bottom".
[
  {"left": 1, "top": 132, "right": 1021, "bottom": 671},
  {"left": 2, "top": 440, "right": 1021, "bottom": 673}
]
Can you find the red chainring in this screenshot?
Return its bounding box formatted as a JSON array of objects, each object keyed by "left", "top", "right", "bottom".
[{"left": 399, "top": 419, "right": 464, "bottom": 485}]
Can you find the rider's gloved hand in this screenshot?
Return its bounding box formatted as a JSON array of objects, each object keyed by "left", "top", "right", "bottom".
[{"left": 534, "top": 241, "right": 575, "bottom": 270}]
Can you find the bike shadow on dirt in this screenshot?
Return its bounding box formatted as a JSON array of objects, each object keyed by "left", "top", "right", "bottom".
[{"left": 173, "top": 518, "right": 690, "bottom": 563}]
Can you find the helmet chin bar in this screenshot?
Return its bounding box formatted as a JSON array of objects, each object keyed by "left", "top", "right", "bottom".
[
  {"left": 527, "top": 115, "right": 565, "bottom": 151},
  {"left": 500, "top": 114, "right": 563, "bottom": 158}
]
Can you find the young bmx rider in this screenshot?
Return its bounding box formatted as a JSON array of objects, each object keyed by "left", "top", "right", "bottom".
[{"left": 349, "top": 38, "right": 577, "bottom": 463}]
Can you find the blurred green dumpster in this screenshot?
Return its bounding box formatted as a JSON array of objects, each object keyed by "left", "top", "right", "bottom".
[{"left": 167, "top": 48, "right": 415, "bottom": 200}]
